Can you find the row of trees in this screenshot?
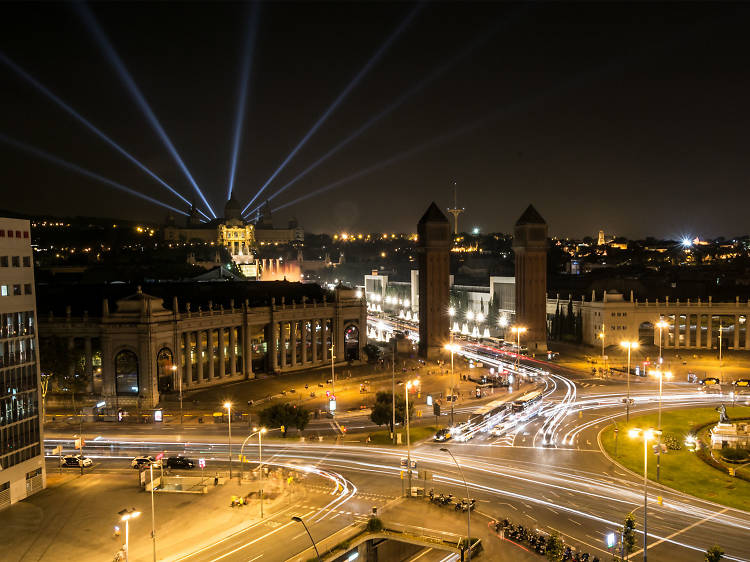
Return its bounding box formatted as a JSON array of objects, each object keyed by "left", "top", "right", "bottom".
[{"left": 548, "top": 300, "right": 583, "bottom": 343}]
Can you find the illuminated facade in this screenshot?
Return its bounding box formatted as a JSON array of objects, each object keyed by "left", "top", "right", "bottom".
[{"left": 0, "top": 218, "right": 45, "bottom": 511}]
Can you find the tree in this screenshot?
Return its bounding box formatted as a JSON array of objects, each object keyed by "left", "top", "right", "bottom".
[
  {"left": 259, "top": 403, "right": 310, "bottom": 436},
  {"left": 622, "top": 512, "right": 637, "bottom": 560},
  {"left": 40, "top": 337, "right": 87, "bottom": 414},
  {"left": 363, "top": 343, "right": 381, "bottom": 364},
  {"left": 705, "top": 545, "right": 724, "bottom": 562},
  {"left": 545, "top": 532, "right": 564, "bottom": 561},
  {"left": 369, "top": 391, "right": 413, "bottom": 433}
]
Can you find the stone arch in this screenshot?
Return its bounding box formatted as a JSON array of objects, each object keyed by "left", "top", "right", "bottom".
[
  {"left": 156, "top": 347, "right": 174, "bottom": 393},
  {"left": 344, "top": 324, "right": 360, "bottom": 361},
  {"left": 114, "top": 349, "right": 139, "bottom": 396},
  {"left": 639, "top": 321, "right": 654, "bottom": 346}
]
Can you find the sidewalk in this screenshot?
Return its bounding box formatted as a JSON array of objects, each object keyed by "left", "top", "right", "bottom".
[{"left": 0, "top": 467, "right": 306, "bottom": 562}]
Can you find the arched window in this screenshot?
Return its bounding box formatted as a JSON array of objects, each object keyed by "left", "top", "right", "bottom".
[
  {"left": 344, "top": 325, "right": 360, "bottom": 361},
  {"left": 115, "top": 350, "right": 139, "bottom": 396},
  {"left": 156, "top": 348, "right": 174, "bottom": 392}
]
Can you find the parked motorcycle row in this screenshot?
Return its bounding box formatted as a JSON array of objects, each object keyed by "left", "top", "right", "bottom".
[
  {"left": 427, "top": 489, "right": 476, "bottom": 512},
  {"left": 493, "top": 518, "right": 599, "bottom": 562}
]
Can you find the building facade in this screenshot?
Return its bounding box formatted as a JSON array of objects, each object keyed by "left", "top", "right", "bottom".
[
  {"left": 547, "top": 290, "right": 750, "bottom": 350},
  {"left": 0, "top": 218, "right": 45, "bottom": 510},
  {"left": 38, "top": 283, "right": 366, "bottom": 410},
  {"left": 513, "top": 205, "right": 548, "bottom": 352}
]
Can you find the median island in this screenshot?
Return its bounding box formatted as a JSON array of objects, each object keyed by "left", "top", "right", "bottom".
[{"left": 599, "top": 405, "right": 750, "bottom": 511}]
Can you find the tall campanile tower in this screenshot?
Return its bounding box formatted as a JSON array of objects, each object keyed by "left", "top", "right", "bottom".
[
  {"left": 418, "top": 202, "right": 450, "bottom": 359},
  {"left": 513, "top": 205, "right": 548, "bottom": 353}
]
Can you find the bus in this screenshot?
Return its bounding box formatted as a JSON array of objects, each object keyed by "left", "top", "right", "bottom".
[
  {"left": 450, "top": 397, "right": 511, "bottom": 442},
  {"left": 511, "top": 390, "right": 543, "bottom": 414}
]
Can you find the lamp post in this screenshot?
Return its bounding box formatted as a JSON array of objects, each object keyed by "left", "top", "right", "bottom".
[
  {"left": 292, "top": 516, "right": 320, "bottom": 561},
  {"left": 599, "top": 328, "right": 606, "bottom": 372},
  {"left": 405, "top": 379, "right": 418, "bottom": 495},
  {"left": 239, "top": 427, "right": 268, "bottom": 516},
  {"left": 649, "top": 369, "right": 672, "bottom": 482},
  {"left": 392, "top": 336, "right": 396, "bottom": 444},
  {"left": 620, "top": 341, "right": 639, "bottom": 422},
  {"left": 172, "top": 364, "right": 183, "bottom": 427},
  {"left": 510, "top": 326, "right": 527, "bottom": 371},
  {"left": 330, "top": 342, "right": 336, "bottom": 414},
  {"left": 628, "top": 428, "right": 661, "bottom": 562},
  {"left": 119, "top": 508, "right": 141, "bottom": 562},
  {"left": 655, "top": 320, "right": 668, "bottom": 365},
  {"left": 149, "top": 463, "right": 157, "bottom": 562},
  {"left": 441, "top": 447, "right": 472, "bottom": 561},
  {"left": 444, "top": 343, "right": 460, "bottom": 426},
  {"left": 224, "top": 402, "right": 232, "bottom": 479}
]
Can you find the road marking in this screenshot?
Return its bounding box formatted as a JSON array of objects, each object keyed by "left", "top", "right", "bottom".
[
  {"left": 630, "top": 507, "right": 730, "bottom": 558},
  {"left": 249, "top": 556, "right": 264, "bottom": 562},
  {"left": 408, "top": 547, "right": 434, "bottom": 561},
  {"left": 568, "top": 518, "right": 582, "bottom": 526},
  {"left": 208, "top": 509, "right": 315, "bottom": 562}
]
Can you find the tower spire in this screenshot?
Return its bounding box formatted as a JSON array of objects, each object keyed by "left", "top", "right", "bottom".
[{"left": 446, "top": 180, "right": 464, "bottom": 235}]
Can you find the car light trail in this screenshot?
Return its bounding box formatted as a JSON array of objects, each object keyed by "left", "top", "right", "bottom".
[
  {"left": 226, "top": 1, "right": 261, "bottom": 201},
  {"left": 0, "top": 51, "right": 193, "bottom": 209},
  {"left": 75, "top": 3, "right": 217, "bottom": 218},
  {"left": 0, "top": 133, "right": 188, "bottom": 215},
  {"left": 241, "top": 2, "right": 423, "bottom": 215}
]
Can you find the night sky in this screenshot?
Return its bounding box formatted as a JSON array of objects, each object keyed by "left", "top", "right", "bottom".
[{"left": 1, "top": 2, "right": 749, "bottom": 238}]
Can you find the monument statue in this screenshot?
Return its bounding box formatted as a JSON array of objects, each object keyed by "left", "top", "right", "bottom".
[{"left": 716, "top": 404, "right": 730, "bottom": 424}]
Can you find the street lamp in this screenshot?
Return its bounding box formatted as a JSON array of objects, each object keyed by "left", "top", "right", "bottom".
[
  {"left": 649, "top": 369, "right": 672, "bottom": 481},
  {"left": 292, "top": 516, "right": 320, "bottom": 561},
  {"left": 655, "top": 320, "right": 668, "bottom": 365},
  {"left": 628, "top": 428, "right": 661, "bottom": 562},
  {"left": 171, "top": 364, "right": 182, "bottom": 426},
  {"left": 405, "top": 379, "right": 419, "bottom": 495},
  {"left": 224, "top": 402, "right": 232, "bottom": 479},
  {"left": 118, "top": 508, "right": 141, "bottom": 562},
  {"left": 440, "top": 447, "right": 472, "bottom": 561},
  {"left": 620, "top": 341, "right": 639, "bottom": 422},
  {"left": 240, "top": 427, "right": 268, "bottom": 517},
  {"left": 444, "top": 343, "right": 460, "bottom": 427},
  {"left": 598, "top": 330, "right": 606, "bottom": 372},
  {"left": 510, "top": 326, "right": 527, "bottom": 370}
]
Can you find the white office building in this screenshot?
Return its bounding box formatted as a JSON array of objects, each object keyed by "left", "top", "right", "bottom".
[{"left": 0, "top": 218, "right": 45, "bottom": 510}]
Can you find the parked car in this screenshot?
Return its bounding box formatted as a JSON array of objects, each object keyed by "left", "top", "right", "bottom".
[
  {"left": 131, "top": 456, "right": 162, "bottom": 469},
  {"left": 60, "top": 454, "right": 93, "bottom": 468},
  {"left": 166, "top": 456, "right": 195, "bottom": 469}
]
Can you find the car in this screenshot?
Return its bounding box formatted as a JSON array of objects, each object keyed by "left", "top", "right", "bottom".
[
  {"left": 166, "top": 456, "right": 195, "bottom": 469},
  {"left": 60, "top": 454, "right": 93, "bottom": 468},
  {"left": 699, "top": 377, "right": 721, "bottom": 386},
  {"left": 434, "top": 428, "right": 452, "bottom": 442},
  {"left": 131, "top": 456, "right": 162, "bottom": 469},
  {"left": 733, "top": 379, "right": 750, "bottom": 388}
]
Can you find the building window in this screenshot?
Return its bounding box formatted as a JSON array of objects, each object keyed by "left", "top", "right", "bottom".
[
  {"left": 23, "top": 231, "right": 29, "bottom": 239},
  {"left": 0, "top": 257, "right": 7, "bottom": 267},
  {"left": 7, "top": 230, "right": 12, "bottom": 237},
  {"left": 22, "top": 256, "right": 30, "bottom": 267},
  {"left": 13, "top": 285, "right": 21, "bottom": 296},
  {"left": 11, "top": 256, "right": 20, "bottom": 267},
  {"left": 15, "top": 231, "right": 21, "bottom": 238},
  {"left": 24, "top": 284, "right": 32, "bottom": 295},
  {"left": 0, "top": 231, "right": 4, "bottom": 237},
  {"left": 0, "top": 285, "right": 7, "bottom": 297}
]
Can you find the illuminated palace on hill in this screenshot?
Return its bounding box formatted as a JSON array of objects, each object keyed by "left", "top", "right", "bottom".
[{"left": 163, "top": 198, "right": 304, "bottom": 278}]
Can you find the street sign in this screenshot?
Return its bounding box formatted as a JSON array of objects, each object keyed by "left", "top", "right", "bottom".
[
  {"left": 198, "top": 458, "right": 206, "bottom": 469},
  {"left": 433, "top": 403, "right": 441, "bottom": 417},
  {"left": 155, "top": 452, "right": 164, "bottom": 461},
  {"left": 409, "top": 460, "right": 417, "bottom": 469},
  {"left": 329, "top": 398, "right": 337, "bottom": 412},
  {"left": 606, "top": 532, "right": 616, "bottom": 548},
  {"left": 426, "top": 395, "right": 433, "bottom": 406}
]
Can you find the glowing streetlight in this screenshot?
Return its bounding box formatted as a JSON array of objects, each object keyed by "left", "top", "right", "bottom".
[
  {"left": 620, "top": 341, "right": 639, "bottom": 421},
  {"left": 628, "top": 427, "right": 661, "bottom": 562},
  {"left": 510, "top": 326, "right": 527, "bottom": 370},
  {"left": 649, "top": 369, "right": 672, "bottom": 481},
  {"left": 498, "top": 315, "right": 508, "bottom": 328},
  {"left": 224, "top": 402, "right": 233, "bottom": 479},
  {"left": 119, "top": 508, "right": 141, "bottom": 562},
  {"left": 171, "top": 364, "right": 183, "bottom": 426},
  {"left": 655, "top": 320, "right": 668, "bottom": 364},
  {"left": 466, "top": 310, "right": 475, "bottom": 322},
  {"left": 598, "top": 330, "right": 606, "bottom": 370},
  {"left": 476, "top": 312, "right": 485, "bottom": 324},
  {"left": 444, "top": 343, "right": 460, "bottom": 426},
  {"left": 405, "top": 379, "right": 419, "bottom": 495},
  {"left": 239, "top": 426, "right": 268, "bottom": 517}
]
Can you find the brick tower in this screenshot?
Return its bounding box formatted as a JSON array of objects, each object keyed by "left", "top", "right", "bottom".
[
  {"left": 513, "top": 204, "right": 548, "bottom": 353},
  {"left": 418, "top": 202, "right": 450, "bottom": 359}
]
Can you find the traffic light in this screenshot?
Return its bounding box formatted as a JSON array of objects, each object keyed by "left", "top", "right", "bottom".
[{"left": 280, "top": 425, "right": 285, "bottom": 434}]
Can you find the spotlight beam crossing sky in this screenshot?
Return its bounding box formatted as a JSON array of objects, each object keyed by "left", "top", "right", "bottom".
[
  {"left": 240, "top": 2, "right": 424, "bottom": 216},
  {"left": 75, "top": 2, "right": 217, "bottom": 219},
  {"left": 0, "top": 133, "right": 188, "bottom": 216},
  {"left": 226, "top": 2, "right": 262, "bottom": 203}
]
